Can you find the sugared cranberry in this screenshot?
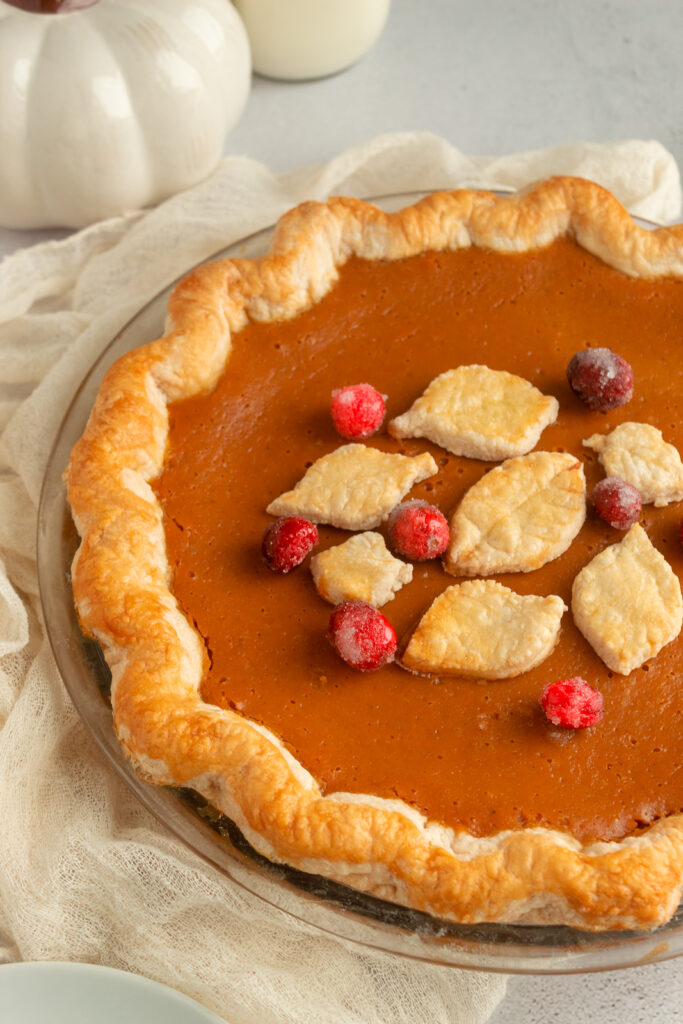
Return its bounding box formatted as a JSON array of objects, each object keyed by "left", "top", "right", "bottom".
[
  {"left": 387, "top": 500, "right": 450, "bottom": 561},
  {"left": 566, "top": 347, "right": 634, "bottom": 412},
  {"left": 331, "top": 383, "right": 386, "bottom": 439},
  {"left": 592, "top": 476, "right": 642, "bottom": 530},
  {"left": 262, "top": 516, "right": 318, "bottom": 573},
  {"left": 328, "top": 601, "right": 397, "bottom": 670},
  {"left": 540, "top": 677, "right": 603, "bottom": 729}
]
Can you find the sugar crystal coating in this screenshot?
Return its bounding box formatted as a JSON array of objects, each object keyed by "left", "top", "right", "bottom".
[
  {"left": 387, "top": 500, "right": 450, "bottom": 561},
  {"left": 262, "top": 516, "right": 318, "bottom": 573},
  {"left": 331, "top": 383, "right": 386, "bottom": 439},
  {"left": 328, "top": 601, "right": 397, "bottom": 671},
  {"left": 593, "top": 476, "right": 642, "bottom": 530},
  {"left": 566, "top": 347, "right": 634, "bottom": 412},
  {"left": 541, "top": 677, "right": 603, "bottom": 729}
]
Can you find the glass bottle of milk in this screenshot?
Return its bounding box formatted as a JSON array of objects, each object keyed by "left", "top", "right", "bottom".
[{"left": 233, "top": 0, "right": 391, "bottom": 80}]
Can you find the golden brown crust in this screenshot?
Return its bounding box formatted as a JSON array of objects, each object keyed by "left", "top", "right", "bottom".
[{"left": 66, "top": 178, "right": 683, "bottom": 931}]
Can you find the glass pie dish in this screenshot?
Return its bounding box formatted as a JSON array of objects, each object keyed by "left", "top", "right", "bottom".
[{"left": 37, "top": 191, "right": 683, "bottom": 974}]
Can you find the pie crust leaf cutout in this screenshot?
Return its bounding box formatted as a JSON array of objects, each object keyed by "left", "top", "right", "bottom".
[
  {"left": 310, "top": 531, "right": 413, "bottom": 607},
  {"left": 387, "top": 365, "right": 559, "bottom": 460},
  {"left": 444, "top": 451, "right": 586, "bottom": 576},
  {"left": 584, "top": 422, "right": 683, "bottom": 507},
  {"left": 402, "top": 579, "right": 566, "bottom": 679},
  {"left": 572, "top": 523, "right": 683, "bottom": 675},
  {"left": 266, "top": 444, "right": 437, "bottom": 531}
]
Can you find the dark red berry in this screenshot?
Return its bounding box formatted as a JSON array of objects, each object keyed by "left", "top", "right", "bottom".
[
  {"left": 262, "top": 516, "right": 318, "bottom": 573},
  {"left": 328, "top": 601, "right": 397, "bottom": 671},
  {"left": 387, "top": 500, "right": 450, "bottom": 561},
  {"left": 566, "top": 348, "right": 634, "bottom": 412},
  {"left": 593, "top": 476, "right": 642, "bottom": 530},
  {"left": 540, "top": 677, "right": 603, "bottom": 729},
  {"left": 331, "top": 383, "right": 386, "bottom": 439}
]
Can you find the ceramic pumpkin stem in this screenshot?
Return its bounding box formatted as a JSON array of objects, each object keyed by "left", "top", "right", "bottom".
[{"left": 3, "top": 0, "right": 101, "bottom": 11}]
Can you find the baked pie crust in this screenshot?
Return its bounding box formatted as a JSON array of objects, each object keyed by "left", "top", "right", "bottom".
[{"left": 66, "top": 178, "right": 683, "bottom": 931}]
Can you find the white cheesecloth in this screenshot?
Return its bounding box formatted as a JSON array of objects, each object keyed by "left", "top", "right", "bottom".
[{"left": 0, "top": 132, "right": 680, "bottom": 1023}]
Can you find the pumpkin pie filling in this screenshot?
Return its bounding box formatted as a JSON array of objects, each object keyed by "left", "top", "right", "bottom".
[{"left": 152, "top": 237, "right": 683, "bottom": 846}]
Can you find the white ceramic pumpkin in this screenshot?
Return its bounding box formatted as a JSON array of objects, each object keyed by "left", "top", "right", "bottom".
[{"left": 0, "top": 0, "right": 251, "bottom": 228}]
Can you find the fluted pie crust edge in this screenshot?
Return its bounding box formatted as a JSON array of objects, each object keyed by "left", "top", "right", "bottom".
[{"left": 66, "top": 178, "right": 683, "bottom": 931}]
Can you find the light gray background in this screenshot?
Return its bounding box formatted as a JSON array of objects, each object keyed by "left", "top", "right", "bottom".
[{"left": 2, "top": 1, "right": 683, "bottom": 1019}]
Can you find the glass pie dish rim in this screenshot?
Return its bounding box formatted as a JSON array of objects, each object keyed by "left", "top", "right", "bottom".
[{"left": 36, "top": 188, "right": 683, "bottom": 974}]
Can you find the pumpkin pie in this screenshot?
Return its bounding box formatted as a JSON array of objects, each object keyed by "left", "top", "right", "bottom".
[{"left": 66, "top": 178, "right": 683, "bottom": 931}]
